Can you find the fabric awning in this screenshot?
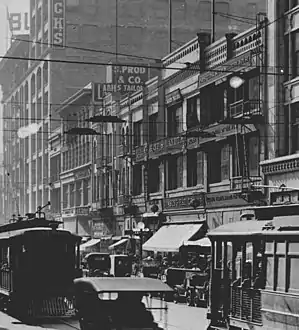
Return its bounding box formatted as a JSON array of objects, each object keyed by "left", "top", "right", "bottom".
[
  {"left": 143, "top": 223, "right": 203, "bottom": 253},
  {"left": 80, "top": 238, "right": 101, "bottom": 251},
  {"left": 108, "top": 238, "right": 129, "bottom": 250},
  {"left": 183, "top": 237, "right": 211, "bottom": 247}
]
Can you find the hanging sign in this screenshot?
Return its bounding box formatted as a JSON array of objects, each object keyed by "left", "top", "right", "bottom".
[{"left": 51, "top": 0, "right": 66, "bottom": 48}]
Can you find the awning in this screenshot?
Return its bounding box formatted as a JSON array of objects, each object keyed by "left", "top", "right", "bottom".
[
  {"left": 143, "top": 223, "right": 203, "bottom": 253},
  {"left": 108, "top": 238, "right": 129, "bottom": 250},
  {"left": 183, "top": 237, "right": 211, "bottom": 247},
  {"left": 80, "top": 238, "right": 101, "bottom": 251}
]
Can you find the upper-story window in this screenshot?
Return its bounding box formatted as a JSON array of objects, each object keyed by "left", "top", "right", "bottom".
[
  {"left": 208, "top": 143, "right": 230, "bottom": 184},
  {"left": 186, "top": 95, "right": 200, "bottom": 129},
  {"left": 167, "top": 104, "right": 183, "bottom": 137},
  {"left": 133, "top": 120, "right": 142, "bottom": 147},
  {"left": 292, "top": 31, "right": 299, "bottom": 78},
  {"left": 200, "top": 83, "right": 228, "bottom": 126},
  {"left": 149, "top": 113, "right": 158, "bottom": 142}
]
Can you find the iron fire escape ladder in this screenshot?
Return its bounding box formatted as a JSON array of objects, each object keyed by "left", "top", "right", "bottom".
[{"left": 241, "top": 125, "right": 249, "bottom": 186}]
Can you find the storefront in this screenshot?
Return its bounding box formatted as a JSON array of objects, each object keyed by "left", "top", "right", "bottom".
[{"left": 62, "top": 207, "right": 92, "bottom": 237}]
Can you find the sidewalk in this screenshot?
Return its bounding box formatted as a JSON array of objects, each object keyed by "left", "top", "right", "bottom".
[{"left": 0, "top": 312, "right": 54, "bottom": 330}]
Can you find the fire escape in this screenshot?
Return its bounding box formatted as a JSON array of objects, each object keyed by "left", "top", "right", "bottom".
[{"left": 222, "top": 14, "right": 266, "bottom": 202}]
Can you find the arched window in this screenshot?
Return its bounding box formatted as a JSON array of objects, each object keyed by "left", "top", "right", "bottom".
[
  {"left": 43, "top": 61, "right": 48, "bottom": 86},
  {"left": 37, "top": 67, "right": 42, "bottom": 92},
  {"left": 30, "top": 74, "right": 35, "bottom": 98}
]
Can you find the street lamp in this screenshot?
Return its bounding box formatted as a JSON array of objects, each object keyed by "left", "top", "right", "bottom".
[{"left": 229, "top": 74, "right": 245, "bottom": 89}]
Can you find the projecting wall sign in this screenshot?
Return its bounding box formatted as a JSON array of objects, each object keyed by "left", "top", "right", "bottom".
[{"left": 51, "top": 0, "right": 66, "bottom": 48}]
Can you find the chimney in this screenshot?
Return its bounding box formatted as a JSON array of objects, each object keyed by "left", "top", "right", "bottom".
[
  {"left": 197, "top": 32, "right": 211, "bottom": 73},
  {"left": 226, "top": 33, "right": 237, "bottom": 60}
]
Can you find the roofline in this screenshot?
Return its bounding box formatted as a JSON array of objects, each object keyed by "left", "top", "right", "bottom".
[{"left": 56, "top": 83, "right": 92, "bottom": 114}]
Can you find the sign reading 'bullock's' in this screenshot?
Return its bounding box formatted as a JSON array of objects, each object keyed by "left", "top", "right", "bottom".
[{"left": 51, "top": 0, "right": 65, "bottom": 48}]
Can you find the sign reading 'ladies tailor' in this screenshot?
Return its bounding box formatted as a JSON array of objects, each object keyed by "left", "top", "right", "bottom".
[{"left": 51, "top": 0, "right": 65, "bottom": 48}]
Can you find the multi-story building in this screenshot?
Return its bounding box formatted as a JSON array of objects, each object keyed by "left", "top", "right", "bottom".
[
  {"left": 90, "top": 20, "right": 269, "bottom": 254},
  {"left": 0, "top": 0, "right": 265, "bottom": 221},
  {"left": 259, "top": 1, "right": 299, "bottom": 213},
  {"left": 0, "top": 36, "right": 30, "bottom": 219}
]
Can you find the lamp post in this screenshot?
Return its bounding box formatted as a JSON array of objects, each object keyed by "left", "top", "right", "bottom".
[{"left": 229, "top": 75, "right": 245, "bottom": 89}]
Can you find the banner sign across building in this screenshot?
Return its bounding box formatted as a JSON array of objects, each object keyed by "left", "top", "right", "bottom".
[{"left": 51, "top": 0, "right": 66, "bottom": 48}]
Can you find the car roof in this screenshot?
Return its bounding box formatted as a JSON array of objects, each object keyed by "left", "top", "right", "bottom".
[{"left": 74, "top": 277, "right": 173, "bottom": 293}]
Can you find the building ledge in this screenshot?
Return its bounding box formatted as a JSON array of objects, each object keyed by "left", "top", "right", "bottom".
[{"left": 261, "top": 153, "right": 299, "bottom": 175}]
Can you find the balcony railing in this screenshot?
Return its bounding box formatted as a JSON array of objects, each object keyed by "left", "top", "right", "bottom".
[
  {"left": 230, "top": 176, "right": 263, "bottom": 193},
  {"left": 228, "top": 100, "right": 261, "bottom": 118}
]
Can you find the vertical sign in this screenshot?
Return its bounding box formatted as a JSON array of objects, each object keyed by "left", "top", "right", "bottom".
[{"left": 51, "top": 0, "right": 65, "bottom": 48}]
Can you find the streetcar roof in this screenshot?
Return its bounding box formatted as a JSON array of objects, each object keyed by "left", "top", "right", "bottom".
[
  {"left": 0, "top": 227, "right": 80, "bottom": 240},
  {"left": 208, "top": 215, "right": 299, "bottom": 238},
  {"left": 74, "top": 277, "right": 173, "bottom": 293}
]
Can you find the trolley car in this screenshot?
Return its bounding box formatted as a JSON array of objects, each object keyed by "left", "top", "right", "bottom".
[
  {"left": 0, "top": 209, "right": 82, "bottom": 319},
  {"left": 207, "top": 214, "right": 299, "bottom": 330}
]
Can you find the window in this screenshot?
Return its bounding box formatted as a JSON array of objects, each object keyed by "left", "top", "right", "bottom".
[
  {"left": 167, "top": 105, "right": 183, "bottom": 137},
  {"left": 215, "top": 1, "right": 229, "bottom": 23},
  {"left": 66, "top": 0, "right": 79, "bottom": 5},
  {"left": 292, "top": 31, "right": 299, "bottom": 78},
  {"left": 83, "top": 179, "right": 89, "bottom": 205},
  {"left": 148, "top": 160, "right": 160, "bottom": 193},
  {"left": 198, "top": 1, "right": 211, "bottom": 21},
  {"left": 149, "top": 113, "right": 158, "bottom": 142},
  {"left": 200, "top": 84, "right": 227, "bottom": 126},
  {"left": 208, "top": 144, "right": 229, "bottom": 184},
  {"left": 186, "top": 96, "right": 200, "bottom": 129},
  {"left": 292, "top": 103, "right": 299, "bottom": 152},
  {"left": 246, "top": 3, "right": 257, "bottom": 18},
  {"left": 132, "top": 164, "right": 142, "bottom": 196},
  {"left": 133, "top": 120, "right": 142, "bottom": 147},
  {"left": 187, "top": 150, "right": 204, "bottom": 187},
  {"left": 167, "top": 154, "right": 183, "bottom": 190},
  {"left": 248, "top": 135, "right": 259, "bottom": 176}
]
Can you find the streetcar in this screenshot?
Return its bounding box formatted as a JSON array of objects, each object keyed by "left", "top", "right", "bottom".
[
  {"left": 0, "top": 204, "right": 82, "bottom": 319},
  {"left": 206, "top": 213, "right": 299, "bottom": 330},
  {"left": 74, "top": 277, "right": 172, "bottom": 330}
]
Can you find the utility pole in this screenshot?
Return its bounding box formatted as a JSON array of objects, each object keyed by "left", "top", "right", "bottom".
[
  {"left": 211, "top": 0, "right": 216, "bottom": 43},
  {"left": 168, "top": 0, "right": 172, "bottom": 53}
]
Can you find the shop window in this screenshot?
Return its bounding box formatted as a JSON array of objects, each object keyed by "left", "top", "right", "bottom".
[
  {"left": 186, "top": 95, "right": 200, "bottom": 129},
  {"left": 133, "top": 120, "right": 142, "bottom": 147},
  {"left": 149, "top": 113, "right": 158, "bottom": 142},
  {"left": 148, "top": 160, "right": 160, "bottom": 193},
  {"left": 167, "top": 154, "right": 183, "bottom": 190},
  {"left": 132, "top": 164, "right": 142, "bottom": 196},
  {"left": 187, "top": 150, "right": 204, "bottom": 187},
  {"left": 167, "top": 104, "right": 183, "bottom": 137}
]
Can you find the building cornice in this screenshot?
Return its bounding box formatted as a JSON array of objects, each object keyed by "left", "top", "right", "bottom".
[{"left": 261, "top": 153, "right": 299, "bottom": 175}]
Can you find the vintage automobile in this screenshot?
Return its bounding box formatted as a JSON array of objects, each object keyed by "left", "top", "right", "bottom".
[
  {"left": 109, "top": 254, "right": 132, "bottom": 277},
  {"left": 187, "top": 272, "right": 209, "bottom": 307},
  {"left": 74, "top": 277, "right": 173, "bottom": 330},
  {"left": 83, "top": 253, "right": 111, "bottom": 277}
]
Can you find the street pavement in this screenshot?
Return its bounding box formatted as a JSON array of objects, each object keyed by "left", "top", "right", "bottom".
[{"left": 39, "top": 299, "right": 209, "bottom": 330}]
